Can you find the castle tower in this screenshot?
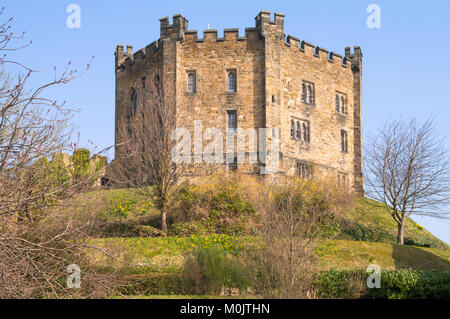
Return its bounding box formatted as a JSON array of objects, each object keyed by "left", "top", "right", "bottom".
[{"left": 114, "top": 11, "right": 365, "bottom": 194}]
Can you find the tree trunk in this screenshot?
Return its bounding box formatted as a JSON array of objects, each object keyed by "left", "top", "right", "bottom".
[
  {"left": 397, "top": 221, "right": 405, "bottom": 245},
  {"left": 161, "top": 209, "right": 168, "bottom": 233}
]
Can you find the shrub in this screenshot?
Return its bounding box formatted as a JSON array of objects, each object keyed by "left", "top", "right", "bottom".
[
  {"left": 314, "top": 269, "right": 450, "bottom": 299},
  {"left": 183, "top": 244, "right": 250, "bottom": 295},
  {"left": 188, "top": 234, "right": 247, "bottom": 256},
  {"left": 340, "top": 223, "right": 397, "bottom": 243},
  {"left": 169, "top": 177, "right": 257, "bottom": 236},
  {"left": 168, "top": 221, "right": 211, "bottom": 237},
  {"left": 340, "top": 221, "right": 446, "bottom": 249}
]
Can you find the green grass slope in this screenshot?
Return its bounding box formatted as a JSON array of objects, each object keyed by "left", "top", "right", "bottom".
[
  {"left": 317, "top": 240, "right": 450, "bottom": 271},
  {"left": 339, "top": 198, "right": 448, "bottom": 249}
]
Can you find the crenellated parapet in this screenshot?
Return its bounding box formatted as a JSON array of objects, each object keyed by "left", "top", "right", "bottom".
[
  {"left": 183, "top": 28, "right": 258, "bottom": 43},
  {"left": 115, "top": 44, "right": 135, "bottom": 70},
  {"left": 285, "top": 35, "right": 350, "bottom": 68},
  {"left": 115, "top": 40, "right": 162, "bottom": 71},
  {"left": 116, "top": 11, "right": 353, "bottom": 71},
  {"left": 160, "top": 14, "right": 188, "bottom": 40}
]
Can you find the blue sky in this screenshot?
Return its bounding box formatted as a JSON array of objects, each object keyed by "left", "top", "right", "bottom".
[{"left": 2, "top": 0, "right": 450, "bottom": 244}]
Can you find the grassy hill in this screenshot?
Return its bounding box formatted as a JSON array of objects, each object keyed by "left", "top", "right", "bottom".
[
  {"left": 339, "top": 198, "right": 448, "bottom": 249},
  {"left": 317, "top": 240, "right": 450, "bottom": 271},
  {"left": 78, "top": 184, "right": 449, "bottom": 298}
]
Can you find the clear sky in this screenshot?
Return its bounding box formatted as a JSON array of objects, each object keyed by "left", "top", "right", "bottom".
[{"left": 2, "top": 0, "right": 450, "bottom": 244}]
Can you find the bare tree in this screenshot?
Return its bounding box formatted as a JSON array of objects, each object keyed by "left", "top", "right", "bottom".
[
  {"left": 0, "top": 7, "right": 112, "bottom": 298},
  {"left": 365, "top": 117, "right": 450, "bottom": 245},
  {"left": 246, "top": 177, "right": 345, "bottom": 298},
  {"left": 112, "top": 76, "right": 181, "bottom": 233}
]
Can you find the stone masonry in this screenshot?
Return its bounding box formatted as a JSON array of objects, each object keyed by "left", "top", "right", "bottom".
[{"left": 115, "top": 11, "right": 364, "bottom": 194}]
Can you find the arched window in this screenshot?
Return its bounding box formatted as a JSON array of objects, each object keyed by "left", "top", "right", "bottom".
[
  {"left": 341, "top": 96, "right": 345, "bottom": 113},
  {"left": 130, "top": 88, "right": 138, "bottom": 117},
  {"left": 290, "top": 119, "right": 295, "bottom": 138},
  {"left": 187, "top": 72, "right": 196, "bottom": 93},
  {"left": 228, "top": 71, "right": 236, "bottom": 92},
  {"left": 296, "top": 121, "right": 301, "bottom": 139}
]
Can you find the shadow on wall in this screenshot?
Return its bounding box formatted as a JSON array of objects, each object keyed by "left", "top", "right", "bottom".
[{"left": 392, "top": 244, "right": 450, "bottom": 271}]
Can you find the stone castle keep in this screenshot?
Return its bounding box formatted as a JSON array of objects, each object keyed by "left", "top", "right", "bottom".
[{"left": 115, "top": 11, "right": 364, "bottom": 194}]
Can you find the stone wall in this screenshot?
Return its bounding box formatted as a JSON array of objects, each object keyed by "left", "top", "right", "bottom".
[{"left": 114, "top": 11, "right": 364, "bottom": 194}]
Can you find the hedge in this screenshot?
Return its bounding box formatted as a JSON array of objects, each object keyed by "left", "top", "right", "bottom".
[{"left": 314, "top": 269, "right": 450, "bottom": 299}]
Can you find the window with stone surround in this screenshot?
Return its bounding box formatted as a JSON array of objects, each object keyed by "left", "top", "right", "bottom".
[
  {"left": 336, "top": 92, "right": 347, "bottom": 114},
  {"left": 227, "top": 70, "right": 237, "bottom": 92},
  {"left": 291, "top": 118, "right": 310, "bottom": 143},
  {"left": 187, "top": 72, "right": 196, "bottom": 93},
  {"left": 227, "top": 110, "right": 237, "bottom": 129},
  {"left": 337, "top": 173, "right": 349, "bottom": 187},
  {"left": 341, "top": 129, "right": 348, "bottom": 153},
  {"left": 296, "top": 161, "right": 313, "bottom": 180},
  {"left": 302, "top": 81, "right": 315, "bottom": 105}
]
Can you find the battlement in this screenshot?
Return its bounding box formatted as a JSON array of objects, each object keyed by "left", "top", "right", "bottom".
[
  {"left": 115, "top": 40, "right": 162, "bottom": 70},
  {"left": 116, "top": 11, "right": 356, "bottom": 71},
  {"left": 160, "top": 14, "right": 188, "bottom": 39},
  {"left": 255, "top": 11, "right": 285, "bottom": 30},
  {"left": 183, "top": 27, "right": 259, "bottom": 43},
  {"left": 285, "top": 35, "right": 351, "bottom": 68}
]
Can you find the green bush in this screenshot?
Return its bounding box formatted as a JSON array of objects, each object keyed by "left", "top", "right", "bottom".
[
  {"left": 71, "top": 148, "right": 91, "bottom": 180},
  {"left": 340, "top": 222, "right": 446, "bottom": 249},
  {"left": 183, "top": 244, "right": 250, "bottom": 295},
  {"left": 169, "top": 182, "right": 256, "bottom": 236},
  {"left": 340, "top": 223, "right": 397, "bottom": 243},
  {"left": 168, "top": 221, "right": 211, "bottom": 237},
  {"left": 314, "top": 269, "right": 450, "bottom": 299},
  {"left": 371, "top": 269, "right": 450, "bottom": 299}
]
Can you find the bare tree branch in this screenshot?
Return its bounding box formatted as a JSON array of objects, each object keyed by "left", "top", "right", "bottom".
[{"left": 365, "top": 117, "right": 450, "bottom": 245}]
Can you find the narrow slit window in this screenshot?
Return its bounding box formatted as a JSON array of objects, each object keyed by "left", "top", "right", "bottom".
[
  {"left": 130, "top": 88, "right": 138, "bottom": 117},
  {"left": 341, "top": 130, "right": 348, "bottom": 153},
  {"left": 228, "top": 71, "right": 237, "bottom": 92},
  {"left": 227, "top": 110, "right": 237, "bottom": 129},
  {"left": 302, "top": 122, "right": 308, "bottom": 142},
  {"left": 187, "top": 72, "right": 196, "bottom": 93},
  {"left": 290, "top": 119, "right": 295, "bottom": 138}
]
